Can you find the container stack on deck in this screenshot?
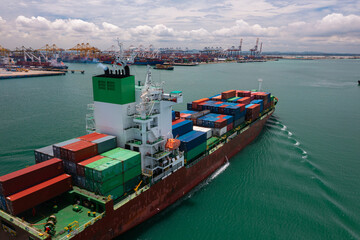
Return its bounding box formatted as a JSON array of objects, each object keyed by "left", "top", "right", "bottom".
[
  {"left": 0, "top": 158, "right": 71, "bottom": 215},
  {"left": 32, "top": 132, "right": 142, "bottom": 202},
  {"left": 173, "top": 89, "right": 273, "bottom": 164}
]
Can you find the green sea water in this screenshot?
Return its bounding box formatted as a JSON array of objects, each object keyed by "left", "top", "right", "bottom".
[{"left": 0, "top": 60, "right": 359, "bottom": 239}]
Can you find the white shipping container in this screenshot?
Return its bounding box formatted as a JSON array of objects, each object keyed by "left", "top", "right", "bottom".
[
  {"left": 212, "top": 126, "right": 227, "bottom": 137},
  {"left": 193, "top": 126, "right": 212, "bottom": 139}
]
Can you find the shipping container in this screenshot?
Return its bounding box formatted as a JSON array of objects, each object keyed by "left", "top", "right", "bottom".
[
  {"left": 63, "top": 140, "right": 98, "bottom": 163},
  {"left": 77, "top": 155, "right": 105, "bottom": 176},
  {"left": 192, "top": 98, "right": 209, "bottom": 110},
  {"left": 234, "top": 116, "right": 245, "bottom": 127},
  {"left": 236, "top": 90, "right": 251, "bottom": 97},
  {"left": 104, "top": 184, "right": 124, "bottom": 200},
  {"left": 34, "top": 145, "right": 54, "bottom": 163},
  {"left": 184, "top": 142, "right": 207, "bottom": 162},
  {"left": 5, "top": 174, "right": 72, "bottom": 215},
  {"left": 124, "top": 165, "right": 142, "bottom": 183},
  {"left": 227, "top": 123, "right": 234, "bottom": 132},
  {"left": 53, "top": 139, "right": 80, "bottom": 158},
  {"left": 85, "top": 179, "right": 95, "bottom": 192},
  {"left": 245, "top": 104, "right": 261, "bottom": 121},
  {"left": 63, "top": 160, "right": 77, "bottom": 175},
  {"left": 93, "top": 175, "right": 123, "bottom": 195},
  {"left": 0, "top": 158, "right": 64, "bottom": 197},
  {"left": 92, "top": 135, "right": 117, "bottom": 154},
  {"left": 178, "top": 131, "right": 207, "bottom": 152},
  {"left": 85, "top": 157, "right": 113, "bottom": 180},
  {"left": 172, "top": 110, "right": 176, "bottom": 121},
  {"left": 77, "top": 132, "right": 108, "bottom": 142},
  {"left": 206, "top": 137, "right": 219, "bottom": 149},
  {"left": 92, "top": 160, "right": 122, "bottom": 183},
  {"left": 101, "top": 148, "right": 141, "bottom": 172},
  {"left": 0, "top": 194, "right": 7, "bottom": 211},
  {"left": 187, "top": 103, "right": 192, "bottom": 110},
  {"left": 172, "top": 119, "right": 185, "bottom": 125},
  {"left": 74, "top": 176, "right": 86, "bottom": 189},
  {"left": 172, "top": 120, "right": 193, "bottom": 138},
  {"left": 124, "top": 175, "right": 142, "bottom": 193},
  {"left": 221, "top": 90, "right": 236, "bottom": 99},
  {"left": 251, "top": 99, "right": 264, "bottom": 112},
  {"left": 212, "top": 126, "right": 227, "bottom": 137},
  {"left": 193, "top": 126, "right": 212, "bottom": 139}
]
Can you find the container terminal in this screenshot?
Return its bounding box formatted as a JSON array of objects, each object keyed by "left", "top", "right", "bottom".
[{"left": 0, "top": 53, "right": 278, "bottom": 239}]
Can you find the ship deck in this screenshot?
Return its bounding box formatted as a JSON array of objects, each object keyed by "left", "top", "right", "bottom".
[{"left": 17, "top": 190, "right": 106, "bottom": 239}]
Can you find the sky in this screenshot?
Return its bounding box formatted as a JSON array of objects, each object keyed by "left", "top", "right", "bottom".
[{"left": 1, "top": 0, "right": 360, "bottom": 53}]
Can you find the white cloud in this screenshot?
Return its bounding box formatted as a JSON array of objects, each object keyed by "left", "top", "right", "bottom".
[
  {"left": 315, "top": 13, "right": 360, "bottom": 35},
  {"left": 1, "top": 10, "right": 360, "bottom": 53},
  {"left": 213, "top": 20, "right": 279, "bottom": 37}
]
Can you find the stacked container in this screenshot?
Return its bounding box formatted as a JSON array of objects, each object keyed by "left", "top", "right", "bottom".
[
  {"left": 192, "top": 98, "right": 209, "bottom": 110},
  {"left": 34, "top": 145, "right": 54, "bottom": 163},
  {"left": 172, "top": 120, "right": 193, "bottom": 138},
  {"left": 245, "top": 104, "right": 261, "bottom": 121},
  {"left": 178, "top": 131, "right": 207, "bottom": 163},
  {"left": 221, "top": 90, "right": 236, "bottom": 100},
  {"left": 0, "top": 158, "right": 69, "bottom": 215},
  {"left": 6, "top": 174, "right": 72, "bottom": 215}
]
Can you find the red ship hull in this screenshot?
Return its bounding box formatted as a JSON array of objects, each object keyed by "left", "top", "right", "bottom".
[
  {"left": 69, "top": 110, "right": 273, "bottom": 240},
  {"left": 0, "top": 110, "right": 273, "bottom": 240}
]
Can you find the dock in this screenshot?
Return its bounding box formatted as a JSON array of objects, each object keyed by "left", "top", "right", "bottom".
[{"left": 0, "top": 70, "right": 65, "bottom": 79}]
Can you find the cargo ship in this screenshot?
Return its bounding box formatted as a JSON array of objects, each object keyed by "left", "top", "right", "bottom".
[{"left": 0, "top": 62, "right": 277, "bottom": 240}]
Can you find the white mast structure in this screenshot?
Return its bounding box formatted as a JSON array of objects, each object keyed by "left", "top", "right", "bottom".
[{"left": 91, "top": 40, "right": 184, "bottom": 181}]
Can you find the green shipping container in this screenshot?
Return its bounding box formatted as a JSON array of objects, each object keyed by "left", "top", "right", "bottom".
[
  {"left": 93, "top": 160, "right": 122, "bottom": 183},
  {"left": 124, "top": 175, "right": 142, "bottom": 193},
  {"left": 93, "top": 174, "right": 123, "bottom": 195},
  {"left": 104, "top": 185, "right": 124, "bottom": 200},
  {"left": 85, "top": 179, "right": 95, "bottom": 192},
  {"left": 206, "top": 137, "right": 219, "bottom": 149},
  {"left": 185, "top": 142, "right": 207, "bottom": 162},
  {"left": 85, "top": 157, "right": 112, "bottom": 180},
  {"left": 101, "top": 148, "right": 141, "bottom": 171},
  {"left": 124, "top": 165, "right": 142, "bottom": 183}
]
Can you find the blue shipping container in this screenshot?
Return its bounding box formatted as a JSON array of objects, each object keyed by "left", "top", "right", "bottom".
[
  {"left": 178, "top": 131, "right": 207, "bottom": 152},
  {"left": 187, "top": 103, "right": 193, "bottom": 110},
  {"left": 172, "top": 120, "right": 193, "bottom": 137}
]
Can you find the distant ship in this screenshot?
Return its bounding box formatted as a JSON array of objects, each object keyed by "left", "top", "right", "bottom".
[{"left": 133, "top": 57, "right": 164, "bottom": 65}]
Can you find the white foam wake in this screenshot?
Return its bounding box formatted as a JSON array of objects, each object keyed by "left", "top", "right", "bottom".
[{"left": 210, "top": 162, "right": 230, "bottom": 180}]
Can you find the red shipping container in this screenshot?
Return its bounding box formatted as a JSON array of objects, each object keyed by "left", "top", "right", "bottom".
[
  {"left": 197, "top": 102, "right": 207, "bottom": 111},
  {"left": 246, "top": 104, "right": 260, "bottom": 121},
  {"left": 6, "top": 174, "right": 72, "bottom": 215},
  {"left": 172, "top": 119, "right": 185, "bottom": 125},
  {"left": 236, "top": 104, "right": 246, "bottom": 112},
  {"left": 218, "top": 114, "right": 227, "bottom": 118},
  {"left": 237, "top": 97, "right": 251, "bottom": 105},
  {"left": 219, "top": 105, "right": 228, "bottom": 113},
  {"left": 192, "top": 98, "right": 209, "bottom": 109},
  {"left": 221, "top": 90, "right": 236, "bottom": 99},
  {"left": 180, "top": 113, "right": 191, "bottom": 119},
  {"left": 77, "top": 132, "right": 108, "bottom": 142},
  {"left": 215, "top": 118, "right": 227, "bottom": 128},
  {"left": 0, "top": 158, "right": 64, "bottom": 197},
  {"left": 66, "top": 141, "right": 98, "bottom": 163},
  {"left": 237, "top": 90, "right": 251, "bottom": 97},
  {"left": 211, "top": 95, "right": 222, "bottom": 100},
  {"left": 227, "top": 123, "right": 234, "bottom": 132},
  {"left": 77, "top": 155, "right": 104, "bottom": 176}
]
